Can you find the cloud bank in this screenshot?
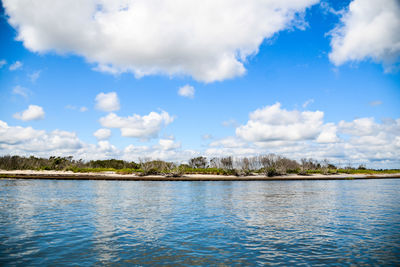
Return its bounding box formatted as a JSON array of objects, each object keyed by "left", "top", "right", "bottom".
[
  {"left": 1, "top": 105, "right": 399, "bottom": 168},
  {"left": 0, "top": 120, "right": 194, "bottom": 162},
  {"left": 208, "top": 103, "right": 400, "bottom": 168}
]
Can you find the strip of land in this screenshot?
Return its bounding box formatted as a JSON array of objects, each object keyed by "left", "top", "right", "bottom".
[{"left": 1, "top": 170, "right": 400, "bottom": 181}]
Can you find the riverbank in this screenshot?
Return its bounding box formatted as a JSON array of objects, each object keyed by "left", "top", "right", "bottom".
[{"left": 1, "top": 170, "right": 400, "bottom": 181}]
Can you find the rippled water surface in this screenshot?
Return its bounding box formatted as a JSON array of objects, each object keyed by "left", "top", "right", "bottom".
[{"left": 1, "top": 179, "right": 400, "bottom": 266}]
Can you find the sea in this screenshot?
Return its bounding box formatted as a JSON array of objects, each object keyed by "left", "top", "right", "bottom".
[{"left": 1, "top": 178, "right": 399, "bottom": 265}]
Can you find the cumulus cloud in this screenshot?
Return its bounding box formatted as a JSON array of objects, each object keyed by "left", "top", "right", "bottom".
[
  {"left": 9, "top": 61, "right": 22, "bottom": 71},
  {"left": 13, "top": 105, "right": 45, "bottom": 121},
  {"left": 236, "top": 103, "right": 324, "bottom": 142},
  {"left": 123, "top": 144, "right": 196, "bottom": 163},
  {"left": 95, "top": 92, "right": 120, "bottom": 112},
  {"left": 338, "top": 117, "right": 376, "bottom": 136},
  {"left": 0, "top": 59, "right": 6, "bottom": 68},
  {"left": 178, "top": 85, "right": 195, "bottom": 98},
  {"left": 93, "top": 128, "right": 111, "bottom": 140},
  {"left": 99, "top": 111, "right": 174, "bottom": 139},
  {"left": 207, "top": 103, "right": 400, "bottom": 168},
  {"left": 316, "top": 123, "right": 339, "bottom": 143},
  {"left": 209, "top": 136, "right": 248, "bottom": 149},
  {"left": 0, "top": 112, "right": 399, "bottom": 168},
  {"left": 0, "top": 120, "right": 195, "bottom": 162},
  {"left": 329, "top": 0, "right": 400, "bottom": 71},
  {"left": 0, "top": 121, "right": 119, "bottom": 159},
  {"left": 0, "top": 120, "right": 82, "bottom": 154},
  {"left": 158, "top": 138, "right": 181, "bottom": 151},
  {"left": 12, "top": 85, "right": 31, "bottom": 99},
  {"left": 3, "top": 0, "right": 318, "bottom": 82}
]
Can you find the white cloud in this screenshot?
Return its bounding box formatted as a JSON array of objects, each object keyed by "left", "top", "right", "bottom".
[
  {"left": 123, "top": 144, "right": 196, "bottom": 162},
  {"left": 65, "top": 105, "right": 76, "bottom": 110},
  {"left": 236, "top": 103, "right": 324, "bottom": 142},
  {"left": 13, "top": 105, "right": 45, "bottom": 121},
  {"left": 29, "top": 70, "right": 41, "bottom": 82},
  {"left": 97, "top": 140, "right": 118, "bottom": 153},
  {"left": 0, "top": 59, "right": 6, "bottom": 68},
  {"left": 338, "top": 117, "right": 376, "bottom": 136},
  {"left": 0, "top": 113, "right": 399, "bottom": 168},
  {"left": 3, "top": 0, "right": 319, "bottom": 82},
  {"left": 0, "top": 120, "right": 82, "bottom": 154},
  {"left": 302, "top": 98, "right": 314, "bottom": 108},
  {"left": 369, "top": 100, "right": 382, "bottom": 107},
  {"left": 319, "top": 1, "right": 343, "bottom": 16},
  {"left": 158, "top": 138, "right": 181, "bottom": 151},
  {"left": 66, "top": 105, "right": 88, "bottom": 112},
  {"left": 339, "top": 117, "right": 400, "bottom": 137},
  {"left": 222, "top": 119, "right": 239, "bottom": 128},
  {"left": 95, "top": 92, "right": 120, "bottom": 112},
  {"left": 12, "top": 85, "right": 31, "bottom": 99},
  {"left": 207, "top": 104, "right": 400, "bottom": 168},
  {"left": 0, "top": 120, "right": 195, "bottom": 162},
  {"left": 99, "top": 111, "right": 174, "bottom": 139},
  {"left": 178, "top": 85, "right": 195, "bottom": 98},
  {"left": 209, "top": 136, "right": 247, "bottom": 148},
  {"left": 9, "top": 61, "right": 23, "bottom": 71},
  {"left": 316, "top": 123, "right": 339, "bottom": 143},
  {"left": 329, "top": 0, "right": 400, "bottom": 72},
  {"left": 202, "top": 134, "right": 213, "bottom": 140},
  {"left": 93, "top": 128, "right": 111, "bottom": 140}
]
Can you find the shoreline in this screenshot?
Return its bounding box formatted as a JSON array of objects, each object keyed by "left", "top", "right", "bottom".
[{"left": 1, "top": 170, "right": 400, "bottom": 181}]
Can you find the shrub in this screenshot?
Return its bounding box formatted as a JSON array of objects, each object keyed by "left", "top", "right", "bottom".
[{"left": 265, "top": 167, "right": 278, "bottom": 177}]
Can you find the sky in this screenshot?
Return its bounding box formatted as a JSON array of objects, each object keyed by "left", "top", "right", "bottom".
[{"left": 0, "top": 0, "right": 399, "bottom": 168}]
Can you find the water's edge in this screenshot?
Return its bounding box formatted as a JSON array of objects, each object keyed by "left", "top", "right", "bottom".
[{"left": 1, "top": 173, "right": 400, "bottom": 181}]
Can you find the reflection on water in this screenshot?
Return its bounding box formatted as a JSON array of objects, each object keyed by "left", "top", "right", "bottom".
[{"left": 1, "top": 179, "right": 400, "bottom": 265}]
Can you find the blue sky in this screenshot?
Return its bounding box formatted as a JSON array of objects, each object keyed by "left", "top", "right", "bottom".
[{"left": 0, "top": 0, "right": 399, "bottom": 168}]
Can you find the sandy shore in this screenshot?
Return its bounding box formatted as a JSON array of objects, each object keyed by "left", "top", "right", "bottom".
[{"left": 1, "top": 170, "right": 400, "bottom": 181}]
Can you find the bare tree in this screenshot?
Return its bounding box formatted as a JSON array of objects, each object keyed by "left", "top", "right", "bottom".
[
  {"left": 220, "top": 156, "right": 233, "bottom": 170},
  {"left": 209, "top": 157, "right": 220, "bottom": 168},
  {"left": 188, "top": 157, "right": 208, "bottom": 169}
]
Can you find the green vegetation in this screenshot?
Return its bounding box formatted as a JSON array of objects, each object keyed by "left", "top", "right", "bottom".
[{"left": 0, "top": 154, "right": 398, "bottom": 177}]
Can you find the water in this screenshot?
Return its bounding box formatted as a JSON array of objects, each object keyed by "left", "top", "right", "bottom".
[{"left": 0, "top": 179, "right": 399, "bottom": 266}]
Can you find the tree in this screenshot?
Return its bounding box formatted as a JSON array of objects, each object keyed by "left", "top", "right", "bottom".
[
  {"left": 188, "top": 157, "right": 208, "bottom": 169},
  {"left": 220, "top": 156, "right": 233, "bottom": 170}
]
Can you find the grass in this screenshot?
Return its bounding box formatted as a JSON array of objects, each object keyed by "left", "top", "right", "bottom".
[
  {"left": 180, "top": 167, "right": 239, "bottom": 175},
  {"left": 336, "top": 169, "right": 400, "bottom": 174},
  {"left": 66, "top": 167, "right": 118, "bottom": 173}
]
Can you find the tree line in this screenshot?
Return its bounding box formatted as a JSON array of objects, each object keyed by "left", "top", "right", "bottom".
[{"left": 1, "top": 154, "right": 380, "bottom": 177}]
